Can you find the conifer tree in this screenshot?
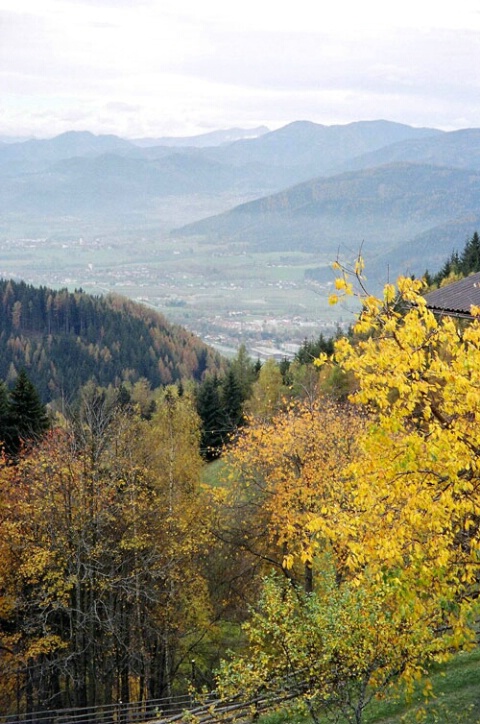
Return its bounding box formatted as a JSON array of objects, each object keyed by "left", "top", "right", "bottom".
[
  {"left": 221, "top": 369, "right": 244, "bottom": 435},
  {"left": 460, "top": 230, "right": 480, "bottom": 274},
  {"left": 295, "top": 333, "right": 335, "bottom": 365},
  {"left": 7, "top": 369, "right": 49, "bottom": 455},
  {"left": 229, "top": 344, "right": 257, "bottom": 400},
  {"left": 430, "top": 231, "right": 480, "bottom": 287},
  {"left": 0, "top": 381, "right": 10, "bottom": 452},
  {"left": 196, "top": 375, "right": 227, "bottom": 459}
]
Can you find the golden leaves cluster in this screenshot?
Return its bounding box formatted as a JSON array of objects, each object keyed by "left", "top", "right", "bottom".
[
  {"left": 224, "top": 399, "right": 365, "bottom": 585},
  {"left": 219, "top": 263, "right": 480, "bottom": 716},
  {"left": 326, "top": 266, "right": 480, "bottom": 654}
]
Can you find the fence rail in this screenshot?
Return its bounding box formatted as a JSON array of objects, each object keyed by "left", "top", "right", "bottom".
[
  {"left": 0, "top": 694, "right": 203, "bottom": 724},
  {"left": 1, "top": 676, "right": 310, "bottom": 724}
]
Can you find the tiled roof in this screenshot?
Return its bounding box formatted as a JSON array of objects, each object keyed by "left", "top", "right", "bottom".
[{"left": 423, "top": 272, "right": 480, "bottom": 317}]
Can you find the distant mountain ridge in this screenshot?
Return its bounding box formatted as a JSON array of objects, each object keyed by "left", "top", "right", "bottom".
[
  {"left": 175, "top": 161, "right": 480, "bottom": 283},
  {"left": 2, "top": 119, "right": 480, "bottom": 279},
  {"left": 338, "top": 128, "right": 480, "bottom": 173},
  {"left": 131, "top": 126, "right": 270, "bottom": 147},
  {"left": 205, "top": 119, "right": 442, "bottom": 174},
  {"left": 0, "top": 120, "right": 445, "bottom": 218},
  {"left": 0, "top": 131, "right": 137, "bottom": 175}
]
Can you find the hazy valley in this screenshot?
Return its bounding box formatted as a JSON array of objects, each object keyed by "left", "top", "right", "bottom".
[{"left": 2, "top": 119, "right": 480, "bottom": 357}]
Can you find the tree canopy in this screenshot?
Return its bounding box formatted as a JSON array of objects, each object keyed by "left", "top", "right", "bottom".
[{"left": 218, "top": 262, "right": 480, "bottom": 723}]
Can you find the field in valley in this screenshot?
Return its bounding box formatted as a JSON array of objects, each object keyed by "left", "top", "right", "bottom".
[{"left": 0, "top": 206, "right": 358, "bottom": 357}]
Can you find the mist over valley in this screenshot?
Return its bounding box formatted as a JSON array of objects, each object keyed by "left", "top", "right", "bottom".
[{"left": 2, "top": 119, "right": 479, "bottom": 358}]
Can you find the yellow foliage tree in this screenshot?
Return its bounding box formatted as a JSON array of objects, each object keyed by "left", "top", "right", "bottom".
[
  {"left": 244, "top": 358, "right": 288, "bottom": 422},
  {"left": 310, "top": 269, "right": 480, "bottom": 689},
  {"left": 0, "top": 388, "right": 215, "bottom": 712},
  {"left": 221, "top": 398, "right": 365, "bottom": 592},
  {"left": 218, "top": 266, "right": 480, "bottom": 723},
  {"left": 218, "top": 393, "right": 442, "bottom": 723},
  {"left": 323, "top": 272, "right": 480, "bottom": 628}
]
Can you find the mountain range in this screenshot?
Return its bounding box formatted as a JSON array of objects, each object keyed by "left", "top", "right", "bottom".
[
  {"left": 131, "top": 125, "right": 270, "bottom": 147},
  {"left": 2, "top": 120, "right": 480, "bottom": 279},
  {"left": 176, "top": 161, "right": 480, "bottom": 282}
]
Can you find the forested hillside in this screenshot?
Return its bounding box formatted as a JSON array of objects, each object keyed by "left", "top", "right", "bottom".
[
  {"left": 3, "top": 238, "right": 480, "bottom": 723},
  {"left": 0, "top": 279, "right": 224, "bottom": 402}
]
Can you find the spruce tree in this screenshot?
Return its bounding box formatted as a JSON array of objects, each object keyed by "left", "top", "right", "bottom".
[
  {"left": 0, "top": 381, "right": 11, "bottom": 452},
  {"left": 295, "top": 334, "right": 335, "bottom": 365},
  {"left": 230, "top": 344, "right": 257, "bottom": 400},
  {"left": 221, "top": 369, "right": 244, "bottom": 435},
  {"left": 460, "top": 231, "right": 480, "bottom": 275},
  {"left": 196, "top": 376, "right": 227, "bottom": 460},
  {"left": 7, "top": 369, "right": 49, "bottom": 455}
]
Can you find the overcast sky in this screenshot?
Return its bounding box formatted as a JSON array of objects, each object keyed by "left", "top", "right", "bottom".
[{"left": 1, "top": 0, "right": 480, "bottom": 139}]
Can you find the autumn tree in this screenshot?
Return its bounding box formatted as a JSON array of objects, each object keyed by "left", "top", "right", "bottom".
[
  {"left": 217, "top": 262, "right": 480, "bottom": 723},
  {"left": 0, "top": 385, "right": 216, "bottom": 713},
  {"left": 0, "top": 461, "right": 20, "bottom": 711},
  {"left": 312, "top": 264, "right": 480, "bottom": 703},
  {"left": 217, "top": 565, "right": 436, "bottom": 724},
  {"left": 244, "top": 357, "right": 288, "bottom": 422},
  {"left": 139, "top": 386, "right": 216, "bottom": 697},
  {"left": 217, "top": 393, "right": 432, "bottom": 724},
  {"left": 0, "top": 380, "right": 10, "bottom": 445},
  {"left": 220, "top": 398, "right": 364, "bottom": 594}
]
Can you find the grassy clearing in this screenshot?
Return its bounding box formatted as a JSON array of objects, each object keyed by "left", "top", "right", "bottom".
[
  {"left": 258, "top": 647, "right": 480, "bottom": 724},
  {"left": 200, "top": 458, "right": 229, "bottom": 487}
]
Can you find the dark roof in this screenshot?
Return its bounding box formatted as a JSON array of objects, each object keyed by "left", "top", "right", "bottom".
[{"left": 423, "top": 272, "right": 480, "bottom": 317}]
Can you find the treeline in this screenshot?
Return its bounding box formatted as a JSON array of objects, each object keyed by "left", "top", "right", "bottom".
[
  {"left": 195, "top": 334, "right": 339, "bottom": 460},
  {"left": 425, "top": 230, "right": 480, "bottom": 286},
  {"left": 0, "top": 279, "right": 224, "bottom": 402}
]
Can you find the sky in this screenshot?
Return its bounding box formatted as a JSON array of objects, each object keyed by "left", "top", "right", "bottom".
[{"left": 1, "top": 0, "right": 480, "bottom": 139}]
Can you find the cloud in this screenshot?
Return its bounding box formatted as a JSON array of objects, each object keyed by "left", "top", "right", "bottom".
[{"left": 1, "top": 1, "right": 480, "bottom": 137}]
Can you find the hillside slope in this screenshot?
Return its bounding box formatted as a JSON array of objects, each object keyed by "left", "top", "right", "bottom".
[
  {"left": 175, "top": 163, "right": 480, "bottom": 270},
  {"left": 0, "top": 279, "right": 224, "bottom": 402},
  {"left": 338, "top": 128, "right": 480, "bottom": 173}
]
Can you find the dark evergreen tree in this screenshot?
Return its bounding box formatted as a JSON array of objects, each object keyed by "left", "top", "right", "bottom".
[
  {"left": 117, "top": 384, "right": 132, "bottom": 410},
  {"left": 221, "top": 369, "right": 244, "bottom": 436},
  {"left": 422, "top": 269, "right": 433, "bottom": 287},
  {"left": 196, "top": 376, "right": 228, "bottom": 460},
  {"left": 279, "top": 357, "right": 292, "bottom": 386},
  {"left": 460, "top": 231, "right": 480, "bottom": 275},
  {"left": 7, "top": 369, "right": 49, "bottom": 455},
  {"left": 0, "top": 381, "right": 11, "bottom": 451},
  {"left": 429, "top": 233, "right": 480, "bottom": 287},
  {"left": 432, "top": 251, "right": 458, "bottom": 286},
  {"left": 295, "top": 334, "right": 335, "bottom": 365}
]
